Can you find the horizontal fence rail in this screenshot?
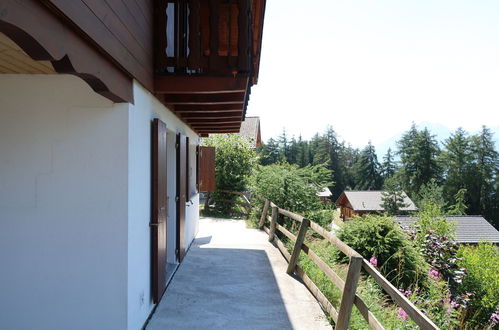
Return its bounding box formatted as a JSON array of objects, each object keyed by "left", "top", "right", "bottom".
[{"left": 211, "top": 190, "right": 440, "bottom": 330}]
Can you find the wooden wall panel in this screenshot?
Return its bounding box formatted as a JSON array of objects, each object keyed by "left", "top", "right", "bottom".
[
  {"left": 199, "top": 146, "right": 216, "bottom": 192},
  {"left": 176, "top": 134, "right": 187, "bottom": 262},
  {"left": 42, "top": 0, "right": 154, "bottom": 91},
  {"left": 151, "top": 119, "right": 167, "bottom": 304}
]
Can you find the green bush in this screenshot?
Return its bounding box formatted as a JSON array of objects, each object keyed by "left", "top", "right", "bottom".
[
  {"left": 249, "top": 162, "right": 331, "bottom": 215},
  {"left": 305, "top": 208, "right": 336, "bottom": 230},
  {"left": 336, "top": 214, "right": 429, "bottom": 289},
  {"left": 457, "top": 243, "right": 499, "bottom": 328},
  {"left": 203, "top": 134, "right": 256, "bottom": 214}
]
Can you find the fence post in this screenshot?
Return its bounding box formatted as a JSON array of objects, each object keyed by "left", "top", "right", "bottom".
[
  {"left": 258, "top": 199, "right": 270, "bottom": 229},
  {"left": 268, "top": 205, "right": 278, "bottom": 242},
  {"left": 335, "top": 255, "right": 363, "bottom": 330},
  {"left": 287, "top": 218, "right": 310, "bottom": 274}
]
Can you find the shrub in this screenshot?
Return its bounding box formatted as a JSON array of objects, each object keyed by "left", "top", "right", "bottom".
[
  {"left": 336, "top": 214, "right": 429, "bottom": 289},
  {"left": 203, "top": 134, "right": 256, "bottom": 214},
  {"left": 456, "top": 243, "right": 499, "bottom": 328},
  {"left": 305, "top": 208, "right": 336, "bottom": 230},
  {"left": 405, "top": 227, "right": 465, "bottom": 292},
  {"left": 249, "top": 162, "right": 331, "bottom": 215}
]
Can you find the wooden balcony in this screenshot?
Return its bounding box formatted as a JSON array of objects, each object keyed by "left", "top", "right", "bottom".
[{"left": 154, "top": 0, "right": 266, "bottom": 135}]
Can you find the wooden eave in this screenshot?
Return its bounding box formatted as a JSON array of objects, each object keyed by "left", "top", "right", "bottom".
[
  {"left": 155, "top": 75, "right": 249, "bottom": 135},
  {"left": 153, "top": 0, "right": 266, "bottom": 136}
]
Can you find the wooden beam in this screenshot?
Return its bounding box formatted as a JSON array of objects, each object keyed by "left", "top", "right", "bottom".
[
  {"left": 197, "top": 128, "right": 240, "bottom": 133},
  {"left": 185, "top": 118, "right": 242, "bottom": 124},
  {"left": 164, "top": 93, "right": 245, "bottom": 105},
  {"left": 179, "top": 111, "right": 242, "bottom": 119},
  {"left": 190, "top": 124, "right": 240, "bottom": 129},
  {"left": 197, "top": 131, "right": 239, "bottom": 134},
  {"left": 175, "top": 104, "right": 243, "bottom": 112},
  {"left": 155, "top": 76, "right": 248, "bottom": 94}
]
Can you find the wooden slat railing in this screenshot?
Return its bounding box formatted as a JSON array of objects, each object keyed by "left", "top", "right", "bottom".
[
  {"left": 156, "top": 0, "right": 252, "bottom": 75},
  {"left": 211, "top": 190, "right": 440, "bottom": 330}
]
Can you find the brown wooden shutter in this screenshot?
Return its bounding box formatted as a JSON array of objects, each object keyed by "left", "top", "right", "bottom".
[
  {"left": 199, "top": 146, "right": 216, "bottom": 192},
  {"left": 151, "top": 119, "right": 168, "bottom": 304},
  {"left": 196, "top": 145, "right": 200, "bottom": 192},
  {"left": 176, "top": 133, "right": 187, "bottom": 262},
  {"left": 185, "top": 137, "right": 190, "bottom": 200}
]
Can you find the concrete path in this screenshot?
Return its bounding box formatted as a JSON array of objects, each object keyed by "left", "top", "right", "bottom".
[{"left": 147, "top": 217, "right": 331, "bottom": 330}]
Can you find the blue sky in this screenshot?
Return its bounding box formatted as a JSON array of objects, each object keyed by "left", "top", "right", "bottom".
[{"left": 247, "top": 0, "right": 499, "bottom": 149}]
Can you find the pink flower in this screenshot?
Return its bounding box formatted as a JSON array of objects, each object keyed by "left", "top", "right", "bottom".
[
  {"left": 428, "top": 268, "right": 439, "bottom": 280},
  {"left": 397, "top": 308, "right": 409, "bottom": 320},
  {"left": 369, "top": 256, "right": 378, "bottom": 267}
]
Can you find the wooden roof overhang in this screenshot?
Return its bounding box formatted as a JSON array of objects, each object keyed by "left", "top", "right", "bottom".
[{"left": 154, "top": 0, "right": 266, "bottom": 135}]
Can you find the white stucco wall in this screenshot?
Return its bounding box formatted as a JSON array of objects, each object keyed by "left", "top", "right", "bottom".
[
  {"left": 0, "top": 75, "right": 129, "bottom": 330},
  {"left": 0, "top": 75, "right": 200, "bottom": 330},
  {"left": 127, "top": 81, "right": 199, "bottom": 330}
]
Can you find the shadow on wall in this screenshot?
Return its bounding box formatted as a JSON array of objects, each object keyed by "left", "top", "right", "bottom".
[{"left": 146, "top": 240, "right": 293, "bottom": 329}]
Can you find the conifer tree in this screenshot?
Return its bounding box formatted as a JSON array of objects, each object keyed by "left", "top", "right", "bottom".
[
  {"left": 468, "top": 126, "right": 498, "bottom": 220},
  {"left": 354, "top": 141, "right": 383, "bottom": 190},
  {"left": 442, "top": 127, "right": 472, "bottom": 208},
  {"left": 381, "top": 178, "right": 409, "bottom": 215},
  {"left": 397, "top": 124, "right": 441, "bottom": 197},
  {"left": 381, "top": 148, "right": 397, "bottom": 179}
]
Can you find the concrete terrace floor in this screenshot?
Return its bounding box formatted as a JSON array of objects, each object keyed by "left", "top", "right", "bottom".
[{"left": 146, "top": 217, "right": 332, "bottom": 330}]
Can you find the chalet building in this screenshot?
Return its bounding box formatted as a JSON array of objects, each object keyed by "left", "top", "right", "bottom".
[
  {"left": 0, "top": 1, "right": 266, "bottom": 330},
  {"left": 396, "top": 216, "right": 499, "bottom": 244},
  {"left": 239, "top": 116, "right": 262, "bottom": 147},
  {"left": 336, "top": 191, "right": 418, "bottom": 220},
  {"left": 318, "top": 187, "right": 333, "bottom": 202}
]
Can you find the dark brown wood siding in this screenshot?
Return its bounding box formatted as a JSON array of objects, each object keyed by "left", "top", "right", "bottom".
[
  {"left": 42, "top": 0, "right": 154, "bottom": 91},
  {"left": 151, "top": 118, "right": 167, "bottom": 304},
  {"left": 199, "top": 146, "right": 216, "bottom": 192},
  {"left": 176, "top": 133, "right": 187, "bottom": 262}
]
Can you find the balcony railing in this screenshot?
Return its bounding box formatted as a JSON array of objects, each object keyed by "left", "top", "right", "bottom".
[{"left": 155, "top": 0, "right": 252, "bottom": 77}]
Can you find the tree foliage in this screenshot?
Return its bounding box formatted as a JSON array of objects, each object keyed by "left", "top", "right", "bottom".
[
  {"left": 336, "top": 214, "right": 428, "bottom": 289},
  {"left": 203, "top": 134, "right": 256, "bottom": 213},
  {"left": 249, "top": 162, "right": 331, "bottom": 215},
  {"left": 256, "top": 124, "right": 498, "bottom": 228}
]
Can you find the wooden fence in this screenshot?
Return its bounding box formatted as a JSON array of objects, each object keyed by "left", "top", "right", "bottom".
[{"left": 213, "top": 190, "right": 439, "bottom": 330}]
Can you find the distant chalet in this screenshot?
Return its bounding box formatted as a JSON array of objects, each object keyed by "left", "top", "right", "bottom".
[
  {"left": 396, "top": 216, "right": 499, "bottom": 244},
  {"left": 336, "top": 190, "right": 417, "bottom": 220},
  {"left": 239, "top": 116, "right": 261, "bottom": 147}
]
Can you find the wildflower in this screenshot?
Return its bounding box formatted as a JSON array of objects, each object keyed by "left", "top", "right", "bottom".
[
  {"left": 428, "top": 268, "right": 439, "bottom": 280},
  {"left": 369, "top": 256, "right": 378, "bottom": 267},
  {"left": 450, "top": 300, "right": 459, "bottom": 309},
  {"left": 404, "top": 289, "right": 412, "bottom": 297},
  {"left": 490, "top": 309, "right": 499, "bottom": 325},
  {"left": 397, "top": 308, "right": 409, "bottom": 320}
]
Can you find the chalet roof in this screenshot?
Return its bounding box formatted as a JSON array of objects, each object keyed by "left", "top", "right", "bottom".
[
  {"left": 395, "top": 216, "right": 499, "bottom": 244},
  {"left": 318, "top": 187, "right": 332, "bottom": 197},
  {"left": 336, "top": 191, "right": 418, "bottom": 212},
  {"left": 239, "top": 117, "right": 261, "bottom": 147}
]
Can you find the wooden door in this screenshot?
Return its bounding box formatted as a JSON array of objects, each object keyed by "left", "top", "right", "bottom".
[
  {"left": 199, "top": 146, "right": 216, "bottom": 192},
  {"left": 176, "top": 133, "right": 187, "bottom": 262},
  {"left": 151, "top": 119, "right": 167, "bottom": 304}
]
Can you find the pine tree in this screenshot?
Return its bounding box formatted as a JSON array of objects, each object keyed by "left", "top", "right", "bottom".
[
  {"left": 447, "top": 188, "right": 467, "bottom": 216},
  {"left": 381, "top": 148, "right": 397, "bottom": 179},
  {"left": 258, "top": 138, "right": 282, "bottom": 165},
  {"left": 442, "top": 127, "right": 472, "bottom": 209},
  {"left": 468, "top": 126, "right": 498, "bottom": 221},
  {"left": 397, "top": 124, "right": 441, "bottom": 197},
  {"left": 397, "top": 123, "right": 420, "bottom": 195},
  {"left": 381, "top": 178, "right": 409, "bottom": 215},
  {"left": 277, "top": 128, "right": 289, "bottom": 161},
  {"left": 354, "top": 141, "right": 383, "bottom": 190}
]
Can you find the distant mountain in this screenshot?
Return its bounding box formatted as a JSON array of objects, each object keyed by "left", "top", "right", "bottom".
[{"left": 375, "top": 123, "right": 499, "bottom": 159}]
